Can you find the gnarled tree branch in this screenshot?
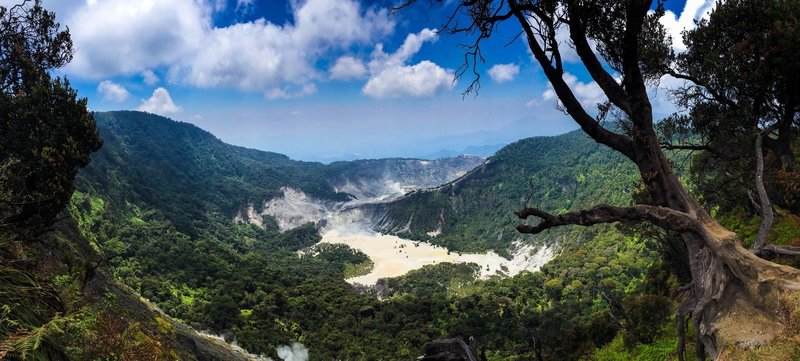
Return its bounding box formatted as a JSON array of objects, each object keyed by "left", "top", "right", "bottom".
[
  {"left": 509, "top": 0, "right": 636, "bottom": 160},
  {"left": 515, "top": 204, "right": 700, "bottom": 235},
  {"left": 565, "top": 0, "right": 632, "bottom": 115}
]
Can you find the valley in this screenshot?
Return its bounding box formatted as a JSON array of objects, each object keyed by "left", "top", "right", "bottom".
[
  {"left": 228, "top": 150, "right": 558, "bottom": 285},
  {"left": 320, "top": 229, "right": 553, "bottom": 285},
  {"left": 12, "top": 110, "right": 798, "bottom": 361},
  {"left": 6, "top": 1, "right": 800, "bottom": 360},
  {"left": 55, "top": 111, "right": 666, "bottom": 360},
  {"left": 238, "top": 184, "right": 555, "bottom": 285}
]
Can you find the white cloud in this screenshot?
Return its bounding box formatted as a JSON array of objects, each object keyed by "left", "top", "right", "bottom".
[
  {"left": 172, "top": 0, "right": 393, "bottom": 98},
  {"left": 659, "top": 0, "right": 716, "bottom": 51},
  {"left": 141, "top": 70, "right": 159, "bottom": 85},
  {"left": 542, "top": 72, "right": 605, "bottom": 110},
  {"left": 488, "top": 63, "right": 520, "bottom": 83},
  {"left": 363, "top": 61, "right": 454, "bottom": 98},
  {"left": 330, "top": 56, "right": 367, "bottom": 80},
  {"left": 65, "top": 0, "right": 208, "bottom": 78},
  {"left": 368, "top": 28, "right": 438, "bottom": 71},
  {"left": 60, "top": 0, "right": 394, "bottom": 99},
  {"left": 138, "top": 87, "right": 181, "bottom": 116},
  {"left": 362, "top": 29, "right": 454, "bottom": 98},
  {"left": 97, "top": 80, "right": 130, "bottom": 102}
]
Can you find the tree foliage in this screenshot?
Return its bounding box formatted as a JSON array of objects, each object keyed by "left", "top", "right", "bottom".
[
  {"left": 0, "top": 1, "right": 102, "bottom": 359},
  {"left": 0, "top": 0, "right": 101, "bottom": 234},
  {"left": 663, "top": 0, "right": 800, "bottom": 213}
]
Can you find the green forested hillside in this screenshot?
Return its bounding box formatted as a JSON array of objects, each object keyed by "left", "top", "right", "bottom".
[
  {"left": 383, "top": 130, "right": 640, "bottom": 255},
  {"left": 80, "top": 111, "right": 347, "bottom": 235},
  {"left": 6, "top": 0, "right": 800, "bottom": 358},
  {"left": 61, "top": 111, "right": 800, "bottom": 361},
  {"left": 64, "top": 112, "right": 682, "bottom": 360}
]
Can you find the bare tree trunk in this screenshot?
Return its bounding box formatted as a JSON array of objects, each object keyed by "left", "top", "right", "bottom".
[{"left": 751, "top": 132, "right": 773, "bottom": 253}]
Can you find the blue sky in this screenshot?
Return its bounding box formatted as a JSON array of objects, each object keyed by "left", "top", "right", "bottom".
[{"left": 19, "top": 0, "right": 714, "bottom": 161}]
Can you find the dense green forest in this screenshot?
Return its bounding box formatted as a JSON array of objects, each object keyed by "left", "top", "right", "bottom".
[
  {"left": 7, "top": 108, "right": 798, "bottom": 360},
  {"left": 4, "top": 0, "right": 800, "bottom": 360},
  {"left": 66, "top": 111, "right": 699, "bottom": 359}
]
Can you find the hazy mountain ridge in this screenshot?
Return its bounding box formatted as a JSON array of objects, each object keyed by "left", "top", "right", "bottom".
[{"left": 326, "top": 155, "right": 485, "bottom": 201}]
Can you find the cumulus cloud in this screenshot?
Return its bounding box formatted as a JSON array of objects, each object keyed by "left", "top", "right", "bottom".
[
  {"left": 141, "top": 70, "right": 159, "bottom": 85},
  {"left": 138, "top": 87, "right": 181, "bottom": 115},
  {"left": 488, "top": 63, "right": 520, "bottom": 83},
  {"left": 362, "top": 29, "right": 454, "bottom": 98},
  {"left": 97, "top": 80, "right": 130, "bottom": 102},
  {"left": 659, "top": 0, "right": 716, "bottom": 51},
  {"left": 368, "top": 28, "right": 438, "bottom": 70},
  {"left": 542, "top": 72, "right": 605, "bottom": 110},
  {"left": 363, "top": 61, "right": 454, "bottom": 98},
  {"left": 61, "top": 0, "right": 394, "bottom": 99},
  {"left": 329, "top": 56, "right": 367, "bottom": 80},
  {"left": 65, "top": 0, "right": 208, "bottom": 78},
  {"left": 172, "top": 0, "right": 393, "bottom": 97}
]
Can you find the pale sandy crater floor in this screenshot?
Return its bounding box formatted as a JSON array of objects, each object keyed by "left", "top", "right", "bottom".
[{"left": 319, "top": 227, "right": 554, "bottom": 286}]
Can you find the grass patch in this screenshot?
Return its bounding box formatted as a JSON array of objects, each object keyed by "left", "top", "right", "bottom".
[
  {"left": 769, "top": 213, "right": 800, "bottom": 247},
  {"left": 589, "top": 315, "right": 700, "bottom": 361},
  {"left": 343, "top": 259, "right": 374, "bottom": 279}
]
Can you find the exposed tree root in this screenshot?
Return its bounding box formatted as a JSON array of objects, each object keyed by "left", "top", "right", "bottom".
[
  {"left": 518, "top": 204, "right": 800, "bottom": 359},
  {"left": 685, "top": 227, "right": 800, "bottom": 359}
]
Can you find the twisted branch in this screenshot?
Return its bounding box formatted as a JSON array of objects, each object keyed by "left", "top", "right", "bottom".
[{"left": 515, "top": 204, "right": 701, "bottom": 235}]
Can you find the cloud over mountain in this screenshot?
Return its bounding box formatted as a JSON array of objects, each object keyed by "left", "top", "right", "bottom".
[
  {"left": 63, "top": 0, "right": 394, "bottom": 99},
  {"left": 97, "top": 80, "right": 130, "bottom": 102},
  {"left": 363, "top": 28, "right": 454, "bottom": 98},
  {"left": 138, "top": 88, "right": 181, "bottom": 116}
]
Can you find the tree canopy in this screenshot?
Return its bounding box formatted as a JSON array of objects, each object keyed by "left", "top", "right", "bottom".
[{"left": 0, "top": 0, "right": 101, "bottom": 234}]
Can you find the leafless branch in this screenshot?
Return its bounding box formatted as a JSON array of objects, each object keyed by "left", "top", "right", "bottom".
[{"left": 515, "top": 203, "right": 700, "bottom": 235}]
